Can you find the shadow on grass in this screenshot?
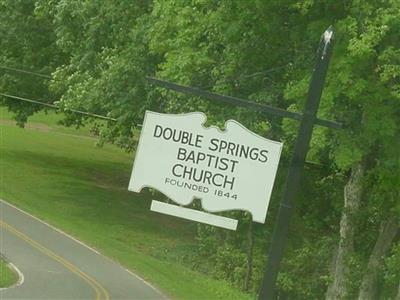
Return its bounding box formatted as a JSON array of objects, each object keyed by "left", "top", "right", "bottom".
[{"left": 1, "top": 148, "right": 196, "bottom": 240}]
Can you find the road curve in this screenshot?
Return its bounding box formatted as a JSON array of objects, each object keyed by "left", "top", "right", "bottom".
[{"left": 0, "top": 199, "right": 166, "bottom": 300}]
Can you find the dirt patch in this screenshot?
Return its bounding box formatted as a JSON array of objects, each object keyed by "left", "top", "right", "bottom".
[
  {"left": 0, "top": 119, "right": 99, "bottom": 140},
  {"left": 0, "top": 119, "right": 51, "bottom": 132}
]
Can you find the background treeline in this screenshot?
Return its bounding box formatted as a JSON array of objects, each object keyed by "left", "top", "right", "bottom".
[{"left": 1, "top": 1, "right": 399, "bottom": 299}]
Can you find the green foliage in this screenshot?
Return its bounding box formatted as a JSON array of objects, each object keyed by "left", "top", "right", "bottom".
[
  {"left": 0, "top": 0, "right": 63, "bottom": 125},
  {"left": 196, "top": 220, "right": 266, "bottom": 294},
  {"left": 277, "top": 238, "right": 334, "bottom": 299},
  {"left": 383, "top": 243, "right": 400, "bottom": 299}
]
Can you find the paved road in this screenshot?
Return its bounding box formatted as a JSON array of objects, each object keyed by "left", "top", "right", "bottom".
[{"left": 0, "top": 200, "right": 165, "bottom": 300}]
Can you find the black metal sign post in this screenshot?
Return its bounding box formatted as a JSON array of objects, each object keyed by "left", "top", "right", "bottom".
[
  {"left": 258, "top": 26, "right": 335, "bottom": 299},
  {"left": 148, "top": 27, "right": 336, "bottom": 300}
]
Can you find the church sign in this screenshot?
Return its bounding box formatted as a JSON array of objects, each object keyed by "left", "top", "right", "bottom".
[{"left": 128, "top": 111, "right": 282, "bottom": 230}]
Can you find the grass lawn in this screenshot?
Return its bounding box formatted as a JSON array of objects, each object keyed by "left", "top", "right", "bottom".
[
  {"left": 0, "top": 107, "right": 252, "bottom": 299},
  {"left": 0, "top": 257, "right": 18, "bottom": 288}
]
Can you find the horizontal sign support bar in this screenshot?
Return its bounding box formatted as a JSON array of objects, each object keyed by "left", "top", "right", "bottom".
[
  {"left": 147, "top": 77, "right": 342, "bottom": 130},
  {"left": 150, "top": 200, "right": 238, "bottom": 230}
]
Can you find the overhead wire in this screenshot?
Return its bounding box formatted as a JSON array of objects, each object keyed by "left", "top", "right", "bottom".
[
  {"left": 0, "top": 65, "right": 52, "bottom": 79},
  {"left": 0, "top": 65, "right": 117, "bottom": 122},
  {"left": 0, "top": 93, "right": 117, "bottom": 122}
]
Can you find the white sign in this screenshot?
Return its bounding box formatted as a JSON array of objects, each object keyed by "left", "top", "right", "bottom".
[{"left": 129, "top": 111, "right": 282, "bottom": 230}]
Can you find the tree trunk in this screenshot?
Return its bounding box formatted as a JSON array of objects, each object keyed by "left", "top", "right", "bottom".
[
  {"left": 244, "top": 219, "right": 253, "bottom": 291},
  {"left": 358, "top": 216, "right": 399, "bottom": 300},
  {"left": 326, "top": 161, "right": 365, "bottom": 300}
]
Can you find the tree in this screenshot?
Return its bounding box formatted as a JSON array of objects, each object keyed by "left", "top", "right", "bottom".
[
  {"left": 34, "top": 0, "right": 157, "bottom": 149},
  {"left": 283, "top": 1, "right": 400, "bottom": 298},
  {"left": 0, "top": 0, "right": 63, "bottom": 125}
]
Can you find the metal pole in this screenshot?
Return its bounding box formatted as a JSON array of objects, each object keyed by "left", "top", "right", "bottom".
[{"left": 258, "top": 26, "right": 335, "bottom": 299}]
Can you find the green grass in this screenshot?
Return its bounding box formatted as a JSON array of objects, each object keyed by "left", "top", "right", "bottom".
[
  {"left": 0, "top": 257, "right": 18, "bottom": 288},
  {"left": 0, "top": 108, "right": 100, "bottom": 136},
  {"left": 0, "top": 107, "right": 252, "bottom": 299}
]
